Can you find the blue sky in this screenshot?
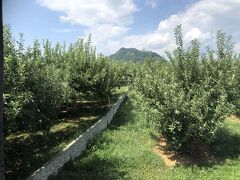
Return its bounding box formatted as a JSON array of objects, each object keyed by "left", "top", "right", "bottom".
[
  {"left": 3, "top": 0, "right": 84, "bottom": 46},
  {"left": 3, "top": 0, "right": 240, "bottom": 55}
]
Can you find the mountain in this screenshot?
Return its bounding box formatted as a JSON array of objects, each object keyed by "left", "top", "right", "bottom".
[{"left": 109, "top": 47, "right": 163, "bottom": 61}]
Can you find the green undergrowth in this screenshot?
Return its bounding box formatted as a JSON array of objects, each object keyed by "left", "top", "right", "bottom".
[
  {"left": 51, "top": 94, "right": 240, "bottom": 180},
  {"left": 6, "top": 106, "right": 102, "bottom": 180},
  {"left": 5, "top": 90, "right": 126, "bottom": 180}
]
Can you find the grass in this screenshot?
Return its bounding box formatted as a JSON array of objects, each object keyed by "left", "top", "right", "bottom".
[
  {"left": 5, "top": 104, "right": 103, "bottom": 180},
  {"left": 5, "top": 88, "right": 127, "bottom": 180},
  {"left": 50, "top": 96, "right": 240, "bottom": 180}
]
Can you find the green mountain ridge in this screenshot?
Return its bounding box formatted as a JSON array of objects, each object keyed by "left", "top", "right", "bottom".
[{"left": 109, "top": 47, "right": 163, "bottom": 61}]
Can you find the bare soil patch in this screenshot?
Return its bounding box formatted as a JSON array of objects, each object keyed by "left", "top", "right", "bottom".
[
  {"left": 154, "top": 137, "right": 215, "bottom": 167},
  {"left": 227, "top": 115, "right": 240, "bottom": 123},
  {"left": 153, "top": 137, "right": 176, "bottom": 167}
]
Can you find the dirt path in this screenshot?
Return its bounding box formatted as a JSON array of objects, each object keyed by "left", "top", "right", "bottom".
[{"left": 153, "top": 137, "right": 177, "bottom": 167}]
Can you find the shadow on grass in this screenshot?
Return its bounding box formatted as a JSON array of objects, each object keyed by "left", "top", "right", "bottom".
[
  {"left": 108, "top": 97, "right": 134, "bottom": 129},
  {"left": 149, "top": 132, "right": 159, "bottom": 142},
  {"left": 151, "top": 120, "right": 240, "bottom": 168},
  {"left": 5, "top": 99, "right": 113, "bottom": 180},
  {"left": 186, "top": 126, "right": 240, "bottom": 168},
  {"left": 62, "top": 100, "right": 109, "bottom": 119},
  {"left": 5, "top": 119, "right": 100, "bottom": 180},
  {"left": 49, "top": 157, "right": 127, "bottom": 180},
  {"left": 50, "top": 98, "right": 136, "bottom": 180},
  {"left": 178, "top": 126, "right": 240, "bottom": 168},
  {"left": 211, "top": 126, "right": 240, "bottom": 162}
]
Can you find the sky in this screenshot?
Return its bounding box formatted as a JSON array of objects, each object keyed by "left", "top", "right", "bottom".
[{"left": 3, "top": 0, "right": 240, "bottom": 56}]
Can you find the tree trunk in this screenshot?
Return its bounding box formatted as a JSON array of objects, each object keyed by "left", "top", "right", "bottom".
[
  {"left": 108, "top": 95, "right": 111, "bottom": 109},
  {"left": 0, "top": 0, "right": 5, "bottom": 178}
]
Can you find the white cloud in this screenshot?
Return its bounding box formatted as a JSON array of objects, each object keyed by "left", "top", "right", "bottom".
[
  {"left": 107, "top": 0, "right": 240, "bottom": 55},
  {"left": 51, "top": 28, "right": 77, "bottom": 33},
  {"left": 37, "top": 0, "right": 240, "bottom": 55},
  {"left": 145, "top": 0, "right": 157, "bottom": 8},
  {"left": 235, "top": 42, "right": 240, "bottom": 53},
  {"left": 37, "top": 0, "right": 137, "bottom": 54},
  {"left": 37, "top": 0, "right": 137, "bottom": 27},
  {"left": 84, "top": 24, "right": 129, "bottom": 53}
]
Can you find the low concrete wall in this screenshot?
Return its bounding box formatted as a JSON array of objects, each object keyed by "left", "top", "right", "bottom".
[{"left": 26, "top": 93, "right": 127, "bottom": 180}]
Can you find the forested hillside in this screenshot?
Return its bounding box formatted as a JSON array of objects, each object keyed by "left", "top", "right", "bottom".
[{"left": 109, "top": 47, "right": 163, "bottom": 61}]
